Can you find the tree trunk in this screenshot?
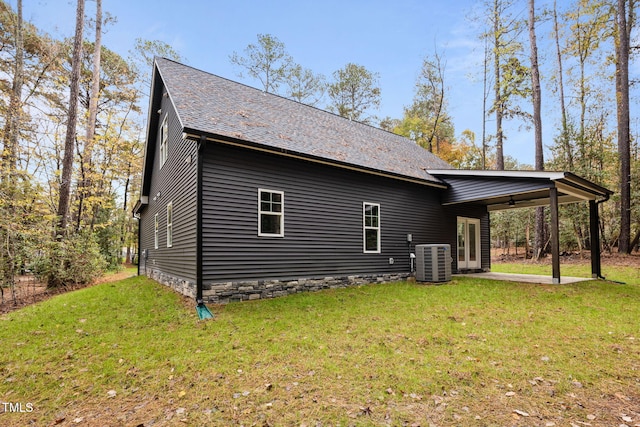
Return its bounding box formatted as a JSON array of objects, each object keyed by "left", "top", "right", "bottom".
[
  {"left": 553, "top": 0, "right": 572, "bottom": 168},
  {"left": 2, "top": 0, "right": 24, "bottom": 297},
  {"left": 482, "top": 38, "right": 489, "bottom": 170},
  {"left": 493, "top": 0, "right": 504, "bottom": 171},
  {"left": 3, "top": 0, "right": 23, "bottom": 176},
  {"left": 529, "top": 0, "right": 546, "bottom": 260},
  {"left": 616, "top": 0, "right": 631, "bottom": 254},
  {"left": 577, "top": 5, "right": 587, "bottom": 157},
  {"left": 529, "top": 0, "right": 542, "bottom": 173},
  {"left": 77, "top": 0, "right": 102, "bottom": 231},
  {"left": 56, "top": 0, "right": 85, "bottom": 236},
  {"left": 425, "top": 52, "right": 446, "bottom": 155}
]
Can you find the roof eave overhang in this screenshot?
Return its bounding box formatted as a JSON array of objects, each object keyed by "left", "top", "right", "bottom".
[
  {"left": 556, "top": 172, "right": 613, "bottom": 199},
  {"left": 139, "top": 61, "right": 165, "bottom": 199},
  {"left": 182, "top": 129, "right": 449, "bottom": 189},
  {"left": 133, "top": 196, "right": 148, "bottom": 215},
  {"left": 428, "top": 169, "right": 560, "bottom": 177}
]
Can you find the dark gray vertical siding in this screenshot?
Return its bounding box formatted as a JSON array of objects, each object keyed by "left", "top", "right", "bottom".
[
  {"left": 139, "top": 87, "right": 198, "bottom": 282},
  {"left": 201, "top": 143, "right": 454, "bottom": 282}
]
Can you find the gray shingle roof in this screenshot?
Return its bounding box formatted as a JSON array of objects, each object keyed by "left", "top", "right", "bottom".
[{"left": 156, "top": 58, "right": 452, "bottom": 185}]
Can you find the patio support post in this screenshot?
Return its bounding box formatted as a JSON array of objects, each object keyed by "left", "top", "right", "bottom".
[
  {"left": 550, "top": 187, "right": 561, "bottom": 284},
  {"left": 589, "top": 200, "right": 601, "bottom": 278}
]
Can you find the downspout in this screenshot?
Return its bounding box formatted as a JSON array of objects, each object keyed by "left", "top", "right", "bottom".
[
  {"left": 195, "top": 136, "right": 214, "bottom": 318},
  {"left": 196, "top": 136, "right": 204, "bottom": 303},
  {"left": 596, "top": 193, "right": 609, "bottom": 206}
]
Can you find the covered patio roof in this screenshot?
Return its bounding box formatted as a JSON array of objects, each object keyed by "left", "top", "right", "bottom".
[
  {"left": 428, "top": 169, "right": 613, "bottom": 284},
  {"left": 427, "top": 169, "right": 612, "bottom": 210}
]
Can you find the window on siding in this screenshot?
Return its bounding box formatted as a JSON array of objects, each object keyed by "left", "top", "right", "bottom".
[
  {"left": 154, "top": 213, "right": 159, "bottom": 249},
  {"left": 159, "top": 115, "right": 168, "bottom": 168},
  {"left": 363, "top": 202, "right": 380, "bottom": 253},
  {"left": 258, "top": 189, "right": 284, "bottom": 237},
  {"left": 166, "top": 202, "right": 173, "bottom": 247}
]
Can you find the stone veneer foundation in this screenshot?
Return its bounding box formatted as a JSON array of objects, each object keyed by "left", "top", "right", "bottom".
[{"left": 145, "top": 268, "right": 411, "bottom": 304}]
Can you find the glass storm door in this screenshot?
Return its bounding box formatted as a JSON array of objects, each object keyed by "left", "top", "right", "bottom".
[{"left": 457, "top": 217, "right": 481, "bottom": 269}]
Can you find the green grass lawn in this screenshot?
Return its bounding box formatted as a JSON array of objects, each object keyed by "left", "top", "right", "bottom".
[{"left": 1, "top": 274, "right": 639, "bottom": 426}]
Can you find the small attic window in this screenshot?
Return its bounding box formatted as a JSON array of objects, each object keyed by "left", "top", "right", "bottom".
[{"left": 160, "top": 115, "right": 168, "bottom": 168}]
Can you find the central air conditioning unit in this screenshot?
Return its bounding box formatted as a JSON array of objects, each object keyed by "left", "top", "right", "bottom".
[{"left": 415, "top": 244, "right": 452, "bottom": 282}]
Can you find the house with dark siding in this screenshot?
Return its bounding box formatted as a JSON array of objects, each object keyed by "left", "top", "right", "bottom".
[{"left": 133, "top": 58, "right": 612, "bottom": 304}]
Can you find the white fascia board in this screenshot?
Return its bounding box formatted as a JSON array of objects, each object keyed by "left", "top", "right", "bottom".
[{"left": 427, "top": 169, "right": 566, "bottom": 180}]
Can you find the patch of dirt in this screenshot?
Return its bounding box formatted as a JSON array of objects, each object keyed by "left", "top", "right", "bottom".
[
  {"left": 0, "top": 266, "right": 136, "bottom": 315},
  {"left": 94, "top": 268, "right": 137, "bottom": 284}
]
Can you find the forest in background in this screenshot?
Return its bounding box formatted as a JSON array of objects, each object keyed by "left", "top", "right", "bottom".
[
  {"left": 0, "top": 0, "right": 638, "bottom": 303},
  {"left": 0, "top": 0, "right": 183, "bottom": 300}
]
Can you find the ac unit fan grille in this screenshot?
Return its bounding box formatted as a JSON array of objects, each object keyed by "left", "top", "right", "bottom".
[{"left": 415, "top": 244, "right": 452, "bottom": 282}]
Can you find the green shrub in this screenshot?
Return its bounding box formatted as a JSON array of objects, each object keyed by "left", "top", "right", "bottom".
[{"left": 34, "top": 232, "right": 107, "bottom": 287}]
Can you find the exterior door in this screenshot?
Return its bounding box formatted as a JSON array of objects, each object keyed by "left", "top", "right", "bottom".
[{"left": 457, "top": 217, "right": 481, "bottom": 269}]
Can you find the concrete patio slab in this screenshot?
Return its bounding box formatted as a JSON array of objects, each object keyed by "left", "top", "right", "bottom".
[{"left": 455, "top": 272, "right": 593, "bottom": 285}]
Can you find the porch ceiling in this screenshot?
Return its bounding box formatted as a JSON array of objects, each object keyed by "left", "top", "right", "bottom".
[{"left": 467, "top": 186, "right": 596, "bottom": 212}]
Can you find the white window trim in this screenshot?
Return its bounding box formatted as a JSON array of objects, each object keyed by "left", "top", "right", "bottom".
[
  {"left": 363, "top": 202, "right": 381, "bottom": 253},
  {"left": 258, "top": 188, "right": 284, "bottom": 237},
  {"left": 160, "top": 115, "right": 168, "bottom": 168},
  {"left": 166, "top": 202, "right": 173, "bottom": 248},
  {"left": 154, "top": 213, "right": 159, "bottom": 249}
]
